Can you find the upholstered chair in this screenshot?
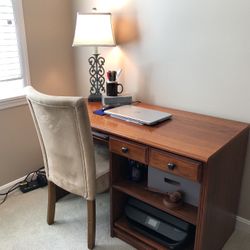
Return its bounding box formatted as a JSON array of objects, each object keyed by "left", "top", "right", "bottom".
[{"left": 25, "top": 86, "right": 109, "bottom": 249}]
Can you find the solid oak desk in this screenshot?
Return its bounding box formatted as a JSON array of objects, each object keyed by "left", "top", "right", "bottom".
[{"left": 87, "top": 102, "right": 249, "bottom": 250}]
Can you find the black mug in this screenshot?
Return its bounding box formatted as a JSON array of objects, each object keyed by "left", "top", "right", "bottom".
[{"left": 106, "top": 81, "right": 123, "bottom": 96}]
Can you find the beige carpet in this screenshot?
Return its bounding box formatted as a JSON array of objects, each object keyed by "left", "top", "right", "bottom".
[
  {"left": 0, "top": 188, "right": 132, "bottom": 250},
  {"left": 0, "top": 187, "right": 249, "bottom": 250}
]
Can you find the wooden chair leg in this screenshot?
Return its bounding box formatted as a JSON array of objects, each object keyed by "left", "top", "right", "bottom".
[
  {"left": 87, "top": 199, "right": 96, "bottom": 249},
  {"left": 47, "top": 181, "right": 56, "bottom": 225}
]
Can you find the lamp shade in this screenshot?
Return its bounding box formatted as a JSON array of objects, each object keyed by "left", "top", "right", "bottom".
[{"left": 72, "top": 13, "right": 116, "bottom": 47}]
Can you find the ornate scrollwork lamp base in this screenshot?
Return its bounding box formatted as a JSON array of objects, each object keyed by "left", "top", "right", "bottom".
[{"left": 88, "top": 53, "right": 105, "bottom": 102}]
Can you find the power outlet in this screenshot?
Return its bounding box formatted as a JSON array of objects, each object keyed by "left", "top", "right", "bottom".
[
  {"left": 19, "top": 173, "right": 47, "bottom": 193},
  {"left": 20, "top": 180, "right": 40, "bottom": 193}
]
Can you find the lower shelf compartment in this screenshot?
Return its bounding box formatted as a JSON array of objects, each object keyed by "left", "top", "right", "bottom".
[
  {"left": 114, "top": 216, "right": 168, "bottom": 250},
  {"left": 114, "top": 216, "right": 194, "bottom": 250},
  {"left": 113, "top": 180, "right": 197, "bottom": 225}
]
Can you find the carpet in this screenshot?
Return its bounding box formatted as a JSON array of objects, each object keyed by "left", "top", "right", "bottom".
[
  {"left": 0, "top": 187, "right": 132, "bottom": 250},
  {"left": 1, "top": 187, "right": 250, "bottom": 250}
]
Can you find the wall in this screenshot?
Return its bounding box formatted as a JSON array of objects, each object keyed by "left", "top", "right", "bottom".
[
  {"left": 0, "top": 105, "right": 42, "bottom": 186},
  {"left": 0, "top": 0, "right": 77, "bottom": 186},
  {"left": 22, "top": 0, "right": 76, "bottom": 95},
  {"left": 72, "top": 0, "right": 250, "bottom": 219}
]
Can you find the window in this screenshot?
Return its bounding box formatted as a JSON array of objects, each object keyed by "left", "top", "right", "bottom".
[{"left": 0, "top": 0, "right": 29, "bottom": 108}]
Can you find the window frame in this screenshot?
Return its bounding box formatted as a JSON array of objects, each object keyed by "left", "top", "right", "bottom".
[{"left": 0, "top": 0, "right": 30, "bottom": 110}]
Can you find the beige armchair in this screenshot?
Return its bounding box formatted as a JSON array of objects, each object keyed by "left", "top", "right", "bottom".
[{"left": 25, "top": 86, "right": 109, "bottom": 249}]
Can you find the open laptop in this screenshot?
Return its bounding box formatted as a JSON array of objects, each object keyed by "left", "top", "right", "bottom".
[{"left": 104, "top": 105, "right": 172, "bottom": 125}]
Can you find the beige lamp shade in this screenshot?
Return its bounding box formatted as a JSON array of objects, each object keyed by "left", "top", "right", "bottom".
[{"left": 72, "top": 13, "right": 116, "bottom": 47}]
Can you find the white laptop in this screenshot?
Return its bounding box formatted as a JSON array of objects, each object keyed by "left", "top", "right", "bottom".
[{"left": 104, "top": 105, "right": 172, "bottom": 125}]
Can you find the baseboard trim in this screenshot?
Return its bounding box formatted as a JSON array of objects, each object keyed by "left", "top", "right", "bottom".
[
  {"left": 236, "top": 216, "right": 250, "bottom": 233},
  {"left": 0, "top": 176, "right": 26, "bottom": 194}
]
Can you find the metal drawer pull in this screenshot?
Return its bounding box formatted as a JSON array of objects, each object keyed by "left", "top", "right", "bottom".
[
  {"left": 164, "top": 177, "right": 180, "bottom": 186},
  {"left": 167, "top": 162, "right": 176, "bottom": 170},
  {"left": 121, "top": 147, "right": 129, "bottom": 153}
]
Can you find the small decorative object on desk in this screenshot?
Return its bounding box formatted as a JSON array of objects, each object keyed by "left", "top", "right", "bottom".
[
  {"left": 106, "top": 81, "right": 123, "bottom": 96},
  {"left": 163, "top": 191, "right": 183, "bottom": 209},
  {"left": 146, "top": 186, "right": 184, "bottom": 209},
  {"left": 106, "top": 69, "right": 123, "bottom": 96}
]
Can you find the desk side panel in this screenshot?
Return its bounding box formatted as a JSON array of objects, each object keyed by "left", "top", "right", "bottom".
[{"left": 195, "top": 128, "right": 249, "bottom": 250}]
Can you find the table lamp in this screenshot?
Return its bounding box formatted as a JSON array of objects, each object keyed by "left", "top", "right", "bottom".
[{"left": 73, "top": 12, "right": 116, "bottom": 102}]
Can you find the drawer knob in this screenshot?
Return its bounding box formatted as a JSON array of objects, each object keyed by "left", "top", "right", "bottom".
[
  {"left": 167, "top": 162, "right": 176, "bottom": 170},
  {"left": 121, "top": 147, "right": 129, "bottom": 153}
]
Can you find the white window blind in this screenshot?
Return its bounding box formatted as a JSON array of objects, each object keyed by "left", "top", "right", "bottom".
[
  {"left": 0, "top": 0, "right": 29, "bottom": 106},
  {"left": 0, "top": 0, "right": 22, "bottom": 82}
]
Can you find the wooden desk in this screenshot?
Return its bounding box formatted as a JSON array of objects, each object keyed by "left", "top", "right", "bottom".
[{"left": 87, "top": 102, "right": 249, "bottom": 250}]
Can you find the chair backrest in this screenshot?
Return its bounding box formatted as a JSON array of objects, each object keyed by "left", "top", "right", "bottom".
[{"left": 25, "top": 86, "right": 96, "bottom": 200}]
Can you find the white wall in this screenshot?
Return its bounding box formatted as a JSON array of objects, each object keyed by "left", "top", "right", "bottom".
[
  {"left": 128, "top": 0, "right": 250, "bottom": 122},
  {"left": 23, "top": 0, "right": 77, "bottom": 96},
  {"left": 0, "top": 0, "right": 77, "bottom": 187},
  {"left": 73, "top": 0, "right": 250, "bottom": 219},
  {"left": 0, "top": 105, "right": 43, "bottom": 186}
]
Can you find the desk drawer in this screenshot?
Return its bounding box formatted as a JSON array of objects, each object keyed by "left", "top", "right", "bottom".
[
  {"left": 149, "top": 149, "right": 202, "bottom": 182},
  {"left": 110, "top": 137, "right": 148, "bottom": 164}
]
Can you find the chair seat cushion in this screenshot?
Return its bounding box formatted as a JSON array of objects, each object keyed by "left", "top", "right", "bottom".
[{"left": 94, "top": 142, "right": 110, "bottom": 193}]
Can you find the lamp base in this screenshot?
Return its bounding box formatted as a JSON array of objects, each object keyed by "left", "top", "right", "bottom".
[
  {"left": 88, "top": 53, "right": 105, "bottom": 102},
  {"left": 88, "top": 94, "right": 102, "bottom": 102}
]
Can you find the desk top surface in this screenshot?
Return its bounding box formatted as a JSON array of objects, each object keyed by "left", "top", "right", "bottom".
[{"left": 87, "top": 102, "right": 249, "bottom": 162}]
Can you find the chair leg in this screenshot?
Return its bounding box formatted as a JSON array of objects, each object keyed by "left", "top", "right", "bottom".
[
  {"left": 87, "top": 199, "right": 96, "bottom": 249},
  {"left": 47, "top": 181, "right": 56, "bottom": 225}
]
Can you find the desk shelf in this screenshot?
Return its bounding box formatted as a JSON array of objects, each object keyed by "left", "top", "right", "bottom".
[
  {"left": 113, "top": 180, "right": 197, "bottom": 225},
  {"left": 114, "top": 216, "right": 169, "bottom": 250},
  {"left": 113, "top": 216, "right": 194, "bottom": 250},
  {"left": 110, "top": 149, "right": 197, "bottom": 249}
]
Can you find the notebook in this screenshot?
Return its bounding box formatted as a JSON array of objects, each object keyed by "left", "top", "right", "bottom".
[{"left": 104, "top": 105, "right": 172, "bottom": 125}]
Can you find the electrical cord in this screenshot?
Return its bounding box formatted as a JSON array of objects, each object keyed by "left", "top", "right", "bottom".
[
  {"left": 0, "top": 182, "right": 21, "bottom": 205},
  {"left": 23, "top": 166, "right": 45, "bottom": 182},
  {"left": 0, "top": 167, "right": 46, "bottom": 205}
]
